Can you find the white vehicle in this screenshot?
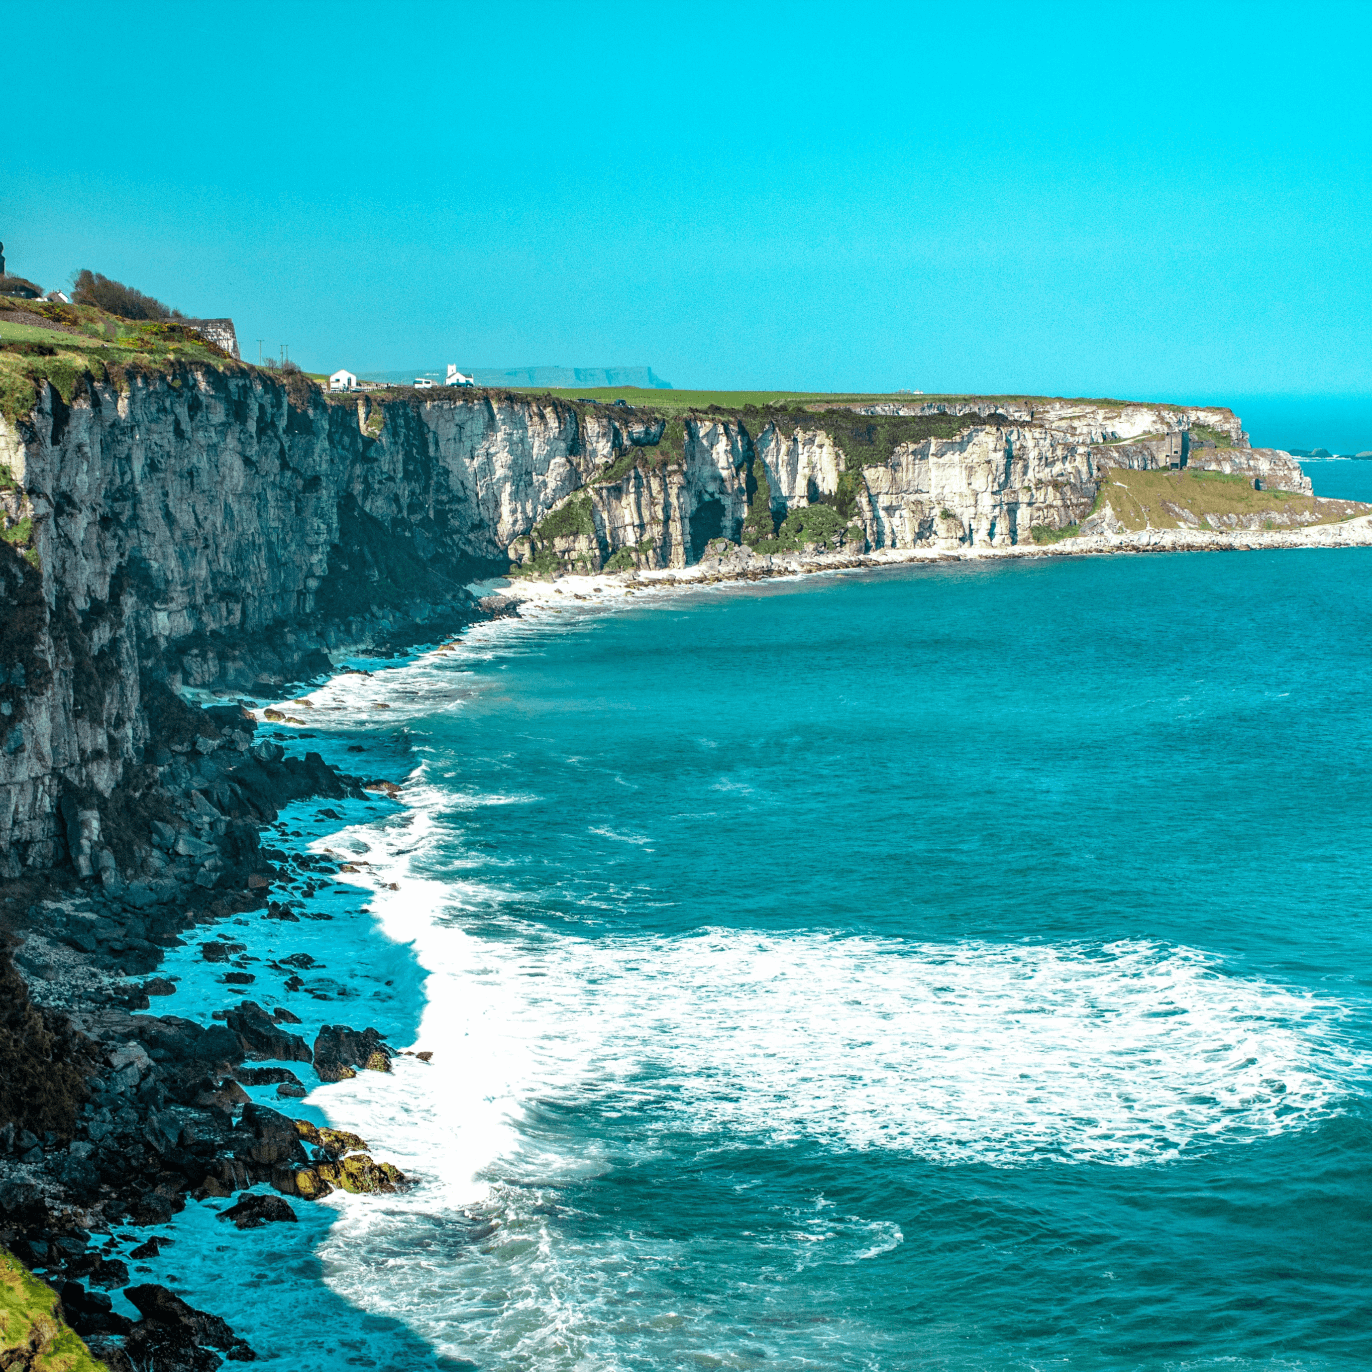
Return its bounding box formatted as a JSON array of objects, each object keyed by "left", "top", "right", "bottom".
[{"left": 413, "top": 378, "right": 435, "bottom": 389}]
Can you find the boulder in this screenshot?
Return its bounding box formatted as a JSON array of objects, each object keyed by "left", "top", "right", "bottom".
[
  {"left": 289, "top": 1167, "right": 334, "bottom": 1201},
  {"left": 224, "top": 1002, "right": 312, "bottom": 1063},
  {"left": 123, "top": 1283, "right": 257, "bottom": 1367},
  {"left": 192, "top": 1079, "right": 252, "bottom": 1115},
  {"left": 235, "top": 1103, "right": 307, "bottom": 1168},
  {"left": 312, "top": 1025, "right": 391, "bottom": 1082},
  {"left": 232, "top": 1066, "right": 302, "bottom": 1088},
  {"left": 292, "top": 1119, "right": 367, "bottom": 1157},
  {"left": 218, "top": 1192, "right": 297, "bottom": 1230},
  {"left": 136, "top": 1016, "right": 243, "bottom": 1071},
  {"left": 61, "top": 1278, "right": 134, "bottom": 1337},
  {"left": 312, "top": 1153, "right": 406, "bottom": 1195}
]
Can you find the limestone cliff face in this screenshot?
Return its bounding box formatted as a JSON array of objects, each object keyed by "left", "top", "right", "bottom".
[{"left": 0, "top": 369, "right": 1305, "bottom": 874}]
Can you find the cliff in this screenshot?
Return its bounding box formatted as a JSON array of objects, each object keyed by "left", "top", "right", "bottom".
[{"left": 0, "top": 351, "right": 1318, "bottom": 882}]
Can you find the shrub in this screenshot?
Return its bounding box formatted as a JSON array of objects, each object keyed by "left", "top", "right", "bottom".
[
  {"left": 533, "top": 492, "right": 594, "bottom": 541},
  {"left": 1030, "top": 522, "right": 1080, "bottom": 544}
]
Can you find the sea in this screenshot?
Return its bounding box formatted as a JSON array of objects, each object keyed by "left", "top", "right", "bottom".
[{"left": 119, "top": 459, "right": 1372, "bottom": 1370}]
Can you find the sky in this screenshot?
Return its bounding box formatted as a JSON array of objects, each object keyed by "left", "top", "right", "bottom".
[{"left": 5, "top": 0, "right": 1372, "bottom": 440}]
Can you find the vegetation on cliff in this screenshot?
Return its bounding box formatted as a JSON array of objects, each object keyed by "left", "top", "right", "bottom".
[
  {"left": 1091, "top": 468, "right": 1363, "bottom": 532},
  {"left": 0, "top": 296, "right": 233, "bottom": 424},
  {"left": 0, "top": 1248, "right": 107, "bottom": 1372},
  {"left": 70, "top": 271, "right": 184, "bottom": 323}
]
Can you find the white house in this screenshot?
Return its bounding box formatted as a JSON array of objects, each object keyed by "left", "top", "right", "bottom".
[
  {"left": 329, "top": 369, "right": 357, "bottom": 392},
  {"left": 446, "top": 364, "right": 476, "bottom": 387}
]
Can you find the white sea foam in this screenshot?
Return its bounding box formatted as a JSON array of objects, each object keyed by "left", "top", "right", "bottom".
[
  {"left": 155, "top": 609, "right": 1371, "bottom": 1370},
  {"left": 360, "top": 899, "right": 1365, "bottom": 1172}
]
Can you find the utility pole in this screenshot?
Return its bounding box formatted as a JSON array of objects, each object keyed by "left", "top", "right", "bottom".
[
  {"left": 279, "top": 345, "right": 284, "bottom": 368},
  {"left": 257, "top": 340, "right": 263, "bottom": 365}
]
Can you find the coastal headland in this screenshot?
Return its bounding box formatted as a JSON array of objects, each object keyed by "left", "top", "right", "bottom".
[{"left": 1, "top": 291, "right": 1369, "bottom": 1368}]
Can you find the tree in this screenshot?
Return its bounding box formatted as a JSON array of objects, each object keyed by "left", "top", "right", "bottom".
[{"left": 71, "top": 269, "right": 185, "bottom": 321}]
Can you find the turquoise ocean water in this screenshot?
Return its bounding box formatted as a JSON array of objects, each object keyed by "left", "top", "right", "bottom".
[{"left": 130, "top": 462, "right": 1372, "bottom": 1370}]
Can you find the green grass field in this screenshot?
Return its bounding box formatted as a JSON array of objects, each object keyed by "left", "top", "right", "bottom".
[
  {"left": 0, "top": 318, "right": 82, "bottom": 347},
  {"left": 503, "top": 386, "right": 1151, "bottom": 415}
]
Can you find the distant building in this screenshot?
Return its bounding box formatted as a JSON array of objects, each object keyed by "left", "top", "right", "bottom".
[
  {"left": 445, "top": 364, "right": 475, "bottom": 387},
  {"left": 44, "top": 290, "right": 71, "bottom": 304},
  {"left": 330, "top": 369, "right": 357, "bottom": 392}
]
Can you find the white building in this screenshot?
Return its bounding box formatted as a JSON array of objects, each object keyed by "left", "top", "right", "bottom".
[
  {"left": 329, "top": 369, "right": 357, "bottom": 392},
  {"left": 446, "top": 364, "right": 475, "bottom": 387}
]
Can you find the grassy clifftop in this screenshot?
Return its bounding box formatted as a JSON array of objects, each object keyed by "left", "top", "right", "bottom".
[
  {"left": 0, "top": 1247, "right": 108, "bottom": 1371},
  {"left": 0, "top": 296, "right": 235, "bottom": 423},
  {"left": 1090, "top": 468, "right": 1363, "bottom": 532}
]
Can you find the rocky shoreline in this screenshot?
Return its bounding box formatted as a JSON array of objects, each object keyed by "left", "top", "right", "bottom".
[
  {"left": 490, "top": 510, "right": 1372, "bottom": 609},
  {"left": 0, "top": 601, "right": 499, "bottom": 1371},
  {"left": 1, "top": 359, "right": 1366, "bottom": 1367}
]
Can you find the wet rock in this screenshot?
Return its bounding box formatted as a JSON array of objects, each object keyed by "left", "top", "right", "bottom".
[
  {"left": 218, "top": 1192, "right": 297, "bottom": 1230},
  {"left": 88, "top": 1257, "right": 131, "bottom": 1289},
  {"left": 270, "top": 1007, "right": 301, "bottom": 1025},
  {"left": 143, "top": 977, "right": 177, "bottom": 997},
  {"left": 61, "top": 1279, "right": 134, "bottom": 1337},
  {"left": 123, "top": 1282, "right": 257, "bottom": 1368},
  {"left": 292, "top": 1120, "right": 367, "bottom": 1157},
  {"left": 235, "top": 1103, "right": 307, "bottom": 1168},
  {"left": 224, "top": 1002, "right": 311, "bottom": 1063},
  {"left": 200, "top": 943, "right": 230, "bottom": 963},
  {"left": 136, "top": 1016, "right": 243, "bottom": 1072},
  {"left": 233, "top": 1066, "right": 302, "bottom": 1088},
  {"left": 312, "top": 1153, "right": 406, "bottom": 1195},
  {"left": 289, "top": 1167, "right": 334, "bottom": 1201},
  {"left": 222, "top": 972, "right": 255, "bottom": 985},
  {"left": 312, "top": 1024, "right": 390, "bottom": 1081},
  {"left": 192, "top": 1079, "right": 252, "bottom": 1115},
  {"left": 128, "top": 1236, "right": 164, "bottom": 1259}
]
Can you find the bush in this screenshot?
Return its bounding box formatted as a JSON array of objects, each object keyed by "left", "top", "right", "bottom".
[
  {"left": 533, "top": 492, "right": 594, "bottom": 541},
  {"left": 71, "top": 269, "right": 184, "bottom": 321}
]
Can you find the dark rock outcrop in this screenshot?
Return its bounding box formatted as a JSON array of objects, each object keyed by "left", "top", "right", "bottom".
[
  {"left": 311, "top": 1025, "right": 391, "bottom": 1082},
  {"left": 223, "top": 1002, "right": 311, "bottom": 1063},
  {"left": 123, "top": 1283, "right": 257, "bottom": 1368},
  {"left": 218, "top": 1193, "right": 296, "bottom": 1230},
  {"left": 234, "top": 1104, "right": 306, "bottom": 1170}
]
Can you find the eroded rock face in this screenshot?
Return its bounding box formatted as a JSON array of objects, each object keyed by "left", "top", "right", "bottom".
[{"left": 0, "top": 371, "right": 1296, "bottom": 878}]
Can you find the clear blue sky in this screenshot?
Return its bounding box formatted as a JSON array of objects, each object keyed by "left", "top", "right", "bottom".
[{"left": 5, "top": 0, "right": 1371, "bottom": 421}]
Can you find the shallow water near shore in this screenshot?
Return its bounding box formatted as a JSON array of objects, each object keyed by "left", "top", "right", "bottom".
[{"left": 140, "top": 537, "right": 1372, "bottom": 1370}]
